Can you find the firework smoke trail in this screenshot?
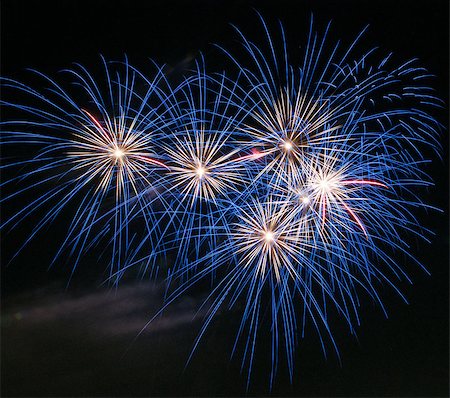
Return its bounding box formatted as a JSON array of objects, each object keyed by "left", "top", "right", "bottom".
[
  {"left": 156, "top": 16, "right": 443, "bottom": 388},
  {"left": 1, "top": 58, "right": 183, "bottom": 283}
]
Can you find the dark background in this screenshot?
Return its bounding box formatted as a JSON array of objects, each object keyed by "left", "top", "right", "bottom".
[{"left": 1, "top": 0, "right": 448, "bottom": 396}]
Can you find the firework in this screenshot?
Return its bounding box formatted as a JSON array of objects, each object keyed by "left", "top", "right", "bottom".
[
  {"left": 0, "top": 14, "right": 443, "bottom": 391},
  {"left": 124, "top": 61, "right": 258, "bottom": 280},
  {"left": 1, "top": 58, "right": 180, "bottom": 282},
  {"left": 157, "top": 16, "right": 442, "bottom": 388}
]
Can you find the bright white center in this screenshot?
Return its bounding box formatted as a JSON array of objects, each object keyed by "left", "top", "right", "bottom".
[
  {"left": 301, "top": 196, "right": 310, "bottom": 204},
  {"left": 113, "top": 148, "right": 125, "bottom": 159},
  {"left": 283, "top": 141, "right": 293, "bottom": 151},
  {"left": 320, "top": 179, "right": 330, "bottom": 191},
  {"left": 196, "top": 166, "right": 206, "bottom": 178},
  {"left": 264, "top": 231, "right": 274, "bottom": 242}
]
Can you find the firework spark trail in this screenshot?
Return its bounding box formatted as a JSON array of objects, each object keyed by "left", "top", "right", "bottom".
[
  {"left": 1, "top": 57, "right": 184, "bottom": 282},
  {"left": 0, "top": 14, "right": 444, "bottom": 390},
  {"left": 121, "top": 59, "right": 262, "bottom": 282},
  {"left": 211, "top": 14, "right": 442, "bottom": 188},
  {"left": 155, "top": 16, "right": 443, "bottom": 389}
]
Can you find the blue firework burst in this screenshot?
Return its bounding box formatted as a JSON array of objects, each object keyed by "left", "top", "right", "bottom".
[
  {"left": 1, "top": 57, "right": 182, "bottom": 282},
  {"left": 0, "top": 13, "right": 444, "bottom": 391},
  {"left": 155, "top": 16, "right": 443, "bottom": 388}
]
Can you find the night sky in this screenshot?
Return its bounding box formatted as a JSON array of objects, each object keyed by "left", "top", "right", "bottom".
[{"left": 1, "top": 1, "right": 449, "bottom": 396}]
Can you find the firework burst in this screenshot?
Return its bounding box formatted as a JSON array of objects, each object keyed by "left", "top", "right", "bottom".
[
  {"left": 0, "top": 13, "right": 444, "bottom": 391},
  {"left": 156, "top": 16, "right": 443, "bottom": 388},
  {"left": 1, "top": 58, "right": 180, "bottom": 281},
  {"left": 125, "top": 62, "right": 257, "bottom": 280}
]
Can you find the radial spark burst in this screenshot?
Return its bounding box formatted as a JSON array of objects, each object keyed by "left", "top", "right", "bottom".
[
  {"left": 0, "top": 13, "right": 444, "bottom": 391},
  {"left": 128, "top": 63, "right": 255, "bottom": 278},
  {"left": 158, "top": 16, "right": 443, "bottom": 389},
  {"left": 1, "top": 58, "right": 178, "bottom": 280}
]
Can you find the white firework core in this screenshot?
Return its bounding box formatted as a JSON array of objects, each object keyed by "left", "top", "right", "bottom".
[
  {"left": 264, "top": 230, "right": 275, "bottom": 242},
  {"left": 112, "top": 148, "right": 125, "bottom": 160},
  {"left": 196, "top": 166, "right": 206, "bottom": 179},
  {"left": 282, "top": 141, "right": 293, "bottom": 151}
]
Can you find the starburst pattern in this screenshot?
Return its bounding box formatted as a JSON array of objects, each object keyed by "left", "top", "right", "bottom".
[
  {"left": 0, "top": 15, "right": 443, "bottom": 389},
  {"left": 156, "top": 16, "right": 443, "bottom": 388},
  {"left": 1, "top": 58, "right": 180, "bottom": 281}
]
